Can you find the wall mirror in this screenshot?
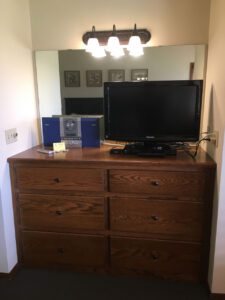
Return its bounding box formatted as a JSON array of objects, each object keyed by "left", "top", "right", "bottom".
[{"left": 35, "top": 44, "right": 206, "bottom": 120}]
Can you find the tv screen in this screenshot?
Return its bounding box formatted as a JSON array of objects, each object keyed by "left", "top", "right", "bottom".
[
  {"left": 65, "top": 98, "right": 103, "bottom": 115},
  {"left": 104, "top": 80, "right": 203, "bottom": 143}
]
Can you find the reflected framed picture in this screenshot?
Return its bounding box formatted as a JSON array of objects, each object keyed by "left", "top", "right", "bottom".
[
  {"left": 108, "top": 69, "right": 125, "bottom": 82},
  {"left": 64, "top": 71, "right": 80, "bottom": 87},
  {"left": 131, "top": 69, "right": 148, "bottom": 81},
  {"left": 86, "top": 70, "right": 102, "bottom": 87}
]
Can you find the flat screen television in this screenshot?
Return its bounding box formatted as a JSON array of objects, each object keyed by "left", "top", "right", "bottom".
[{"left": 104, "top": 80, "right": 203, "bottom": 146}]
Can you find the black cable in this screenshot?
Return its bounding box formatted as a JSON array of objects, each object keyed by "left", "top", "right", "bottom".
[{"left": 185, "top": 137, "right": 211, "bottom": 159}]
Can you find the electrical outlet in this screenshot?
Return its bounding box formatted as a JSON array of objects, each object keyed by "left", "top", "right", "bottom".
[
  {"left": 5, "top": 128, "right": 18, "bottom": 144},
  {"left": 210, "top": 131, "right": 219, "bottom": 147}
]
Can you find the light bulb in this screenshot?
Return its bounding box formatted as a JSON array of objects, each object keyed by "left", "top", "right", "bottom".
[
  {"left": 92, "top": 46, "right": 106, "bottom": 58},
  {"left": 106, "top": 36, "right": 120, "bottom": 52},
  {"left": 128, "top": 28, "right": 144, "bottom": 57},
  {"left": 85, "top": 37, "right": 100, "bottom": 53},
  {"left": 110, "top": 47, "right": 125, "bottom": 58},
  {"left": 128, "top": 35, "right": 142, "bottom": 50}
]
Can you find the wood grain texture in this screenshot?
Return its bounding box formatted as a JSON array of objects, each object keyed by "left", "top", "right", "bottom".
[
  {"left": 9, "top": 163, "right": 22, "bottom": 262},
  {"left": 16, "top": 167, "right": 104, "bottom": 192},
  {"left": 110, "top": 197, "right": 204, "bottom": 242},
  {"left": 19, "top": 194, "right": 105, "bottom": 232},
  {"left": 22, "top": 231, "right": 106, "bottom": 268},
  {"left": 109, "top": 170, "right": 206, "bottom": 199},
  {"left": 111, "top": 236, "right": 201, "bottom": 282},
  {"left": 7, "top": 145, "right": 216, "bottom": 282},
  {"left": 210, "top": 294, "right": 225, "bottom": 300},
  {"left": 8, "top": 145, "right": 216, "bottom": 171}
]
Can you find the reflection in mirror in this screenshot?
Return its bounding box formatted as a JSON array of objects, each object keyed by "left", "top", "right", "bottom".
[{"left": 35, "top": 45, "right": 206, "bottom": 120}]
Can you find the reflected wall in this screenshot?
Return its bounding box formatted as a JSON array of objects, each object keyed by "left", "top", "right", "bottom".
[{"left": 35, "top": 45, "right": 206, "bottom": 119}]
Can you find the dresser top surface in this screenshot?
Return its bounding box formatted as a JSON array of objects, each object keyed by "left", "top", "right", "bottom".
[{"left": 8, "top": 144, "right": 216, "bottom": 169}]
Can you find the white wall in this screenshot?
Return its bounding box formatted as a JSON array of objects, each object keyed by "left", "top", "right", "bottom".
[
  {"left": 57, "top": 45, "right": 201, "bottom": 99},
  {"left": 0, "top": 0, "right": 39, "bottom": 272},
  {"left": 202, "top": 0, "right": 225, "bottom": 294},
  {"left": 193, "top": 45, "right": 206, "bottom": 80},
  {"left": 29, "top": 0, "right": 210, "bottom": 50},
  {"left": 35, "top": 51, "right": 61, "bottom": 118}
]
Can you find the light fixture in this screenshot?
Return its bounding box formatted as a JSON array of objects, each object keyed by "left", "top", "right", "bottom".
[
  {"left": 82, "top": 25, "right": 151, "bottom": 58},
  {"left": 85, "top": 26, "right": 106, "bottom": 58},
  {"left": 127, "top": 24, "right": 144, "bottom": 57},
  {"left": 110, "top": 47, "right": 125, "bottom": 58},
  {"left": 85, "top": 26, "right": 99, "bottom": 53},
  {"left": 92, "top": 46, "right": 106, "bottom": 58},
  {"left": 106, "top": 25, "right": 124, "bottom": 57}
]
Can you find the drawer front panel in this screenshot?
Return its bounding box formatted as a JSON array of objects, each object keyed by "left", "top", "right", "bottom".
[
  {"left": 109, "top": 170, "right": 205, "bottom": 198},
  {"left": 19, "top": 194, "right": 105, "bottom": 232},
  {"left": 110, "top": 197, "right": 203, "bottom": 242},
  {"left": 22, "top": 232, "right": 106, "bottom": 268},
  {"left": 16, "top": 167, "right": 104, "bottom": 192},
  {"left": 111, "top": 237, "right": 201, "bottom": 282}
]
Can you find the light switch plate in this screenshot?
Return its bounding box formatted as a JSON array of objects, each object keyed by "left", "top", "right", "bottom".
[{"left": 5, "top": 128, "right": 18, "bottom": 144}]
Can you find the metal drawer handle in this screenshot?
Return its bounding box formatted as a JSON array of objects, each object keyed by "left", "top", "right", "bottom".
[
  {"left": 151, "top": 181, "right": 160, "bottom": 186},
  {"left": 54, "top": 178, "right": 60, "bottom": 183},
  {"left": 150, "top": 215, "right": 159, "bottom": 221},
  {"left": 55, "top": 210, "right": 63, "bottom": 216},
  {"left": 57, "top": 247, "right": 64, "bottom": 254},
  {"left": 151, "top": 252, "right": 159, "bottom": 260}
]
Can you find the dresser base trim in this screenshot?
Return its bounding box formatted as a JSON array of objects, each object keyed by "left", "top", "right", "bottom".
[
  {"left": 210, "top": 294, "right": 225, "bottom": 300},
  {"left": 0, "top": 263, "right": 20, "bottom": 278}
]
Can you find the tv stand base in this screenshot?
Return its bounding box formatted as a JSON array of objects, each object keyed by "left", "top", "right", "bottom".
[{"left": 110, "top": 142, "right": 177, "bottom": 157}]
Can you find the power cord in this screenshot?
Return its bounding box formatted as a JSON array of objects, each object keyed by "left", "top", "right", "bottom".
[
  {"left": 184, "top": 136, "right": 211, "bottom": 159},
  {"left": 103, "top": 138, "right": 212, "bottom": 159}
]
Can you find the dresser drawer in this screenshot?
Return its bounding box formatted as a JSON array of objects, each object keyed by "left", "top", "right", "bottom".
[
  {"left": 110, "top": 197, "right": 203, "bottom": 242},
  {"left": 19, "top": 194, "right": 105, "bottom": 232},
  {"left": 111, "top": 237, "right": 201, "bottom": 282},
  {"left": 109, "top": 170, "right": 205, "bottom": 199},
  {"left": 22, "top": 232, "right": 106, "bottom": 268},
  {"left": 16, "top": 167, "right": 104, "bottom": 192}
]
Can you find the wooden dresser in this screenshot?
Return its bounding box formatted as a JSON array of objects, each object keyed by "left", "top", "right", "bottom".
[{"left": 8, "top": 145, "right": 216, "bottom": 282}]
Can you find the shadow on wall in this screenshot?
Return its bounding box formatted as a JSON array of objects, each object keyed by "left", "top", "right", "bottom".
[
  {"left": 0, "top": 189, "right": 8, "bottom": 271},
  {"left": 206, "top": 86, "right": 216, "bottom": 158},
  {"left": 205, "top": 85, "right": 218, "bottom": 287}
]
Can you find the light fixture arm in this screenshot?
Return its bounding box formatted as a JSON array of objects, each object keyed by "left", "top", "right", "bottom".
[
  {"left": 91, "top": 26, "right": 96, "bottom": 38},
  {"left": 83, "top": 27, "right": 151, "bottom": 46},
  {"left": 133, "top": 24, "right": 138, "bottom": 35},
  {"left": 112, "top": 24, "right": 117, "bottom": 36}
]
